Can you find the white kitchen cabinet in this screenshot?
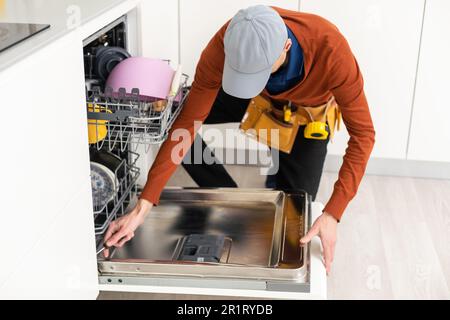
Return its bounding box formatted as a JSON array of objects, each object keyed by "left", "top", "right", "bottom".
[
  {"left": 0, "top": 32, "right": 89, "bottom": 258},
  {"left": 138, "top": 0, "right": 179, "bottom": 66},
  {"left": 300, "top": 0, "right": 424, "bottom": 159},
  {"left": 0, "top": 185, "right": 98, "bottom": 299},
  {"left": 407, "top": 0, "right": 450, "bottom": 162},
  {"left": 0, "top": 31, "right": 97, "bottom": 298},
  {"left": 179, "top": 0, "right": 300, "bottom": 82}
]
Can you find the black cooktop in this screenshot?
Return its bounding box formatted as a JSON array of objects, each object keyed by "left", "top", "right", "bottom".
[{"left": 0, "top": 23, "right": 50, "bottom": 53}]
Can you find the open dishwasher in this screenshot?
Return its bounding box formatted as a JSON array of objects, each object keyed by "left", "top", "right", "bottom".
[{"left": 83, "top": 15, "right": 326, "bottom": 299}]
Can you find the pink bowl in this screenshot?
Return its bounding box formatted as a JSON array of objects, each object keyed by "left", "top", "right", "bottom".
[{"left": 106, "top": 57, "right": 175, "bottom": 100}]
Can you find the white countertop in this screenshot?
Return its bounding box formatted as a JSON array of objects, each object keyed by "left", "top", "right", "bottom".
[{"left": 0, "top": 0, "right": 136, "bottom": 72}]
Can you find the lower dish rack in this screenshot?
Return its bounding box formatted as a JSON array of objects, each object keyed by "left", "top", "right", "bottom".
[{"left": 93, "top": 151, "right": 140, "bottom": 237}]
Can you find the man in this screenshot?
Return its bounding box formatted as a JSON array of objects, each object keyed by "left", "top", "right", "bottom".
[{"left": 103, "top": 5, "right": 375, "bottom": 274}]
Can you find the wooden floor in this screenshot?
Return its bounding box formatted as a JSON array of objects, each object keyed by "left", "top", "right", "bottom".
[{"left": 99, "top": 165, "right": 450, "bottom": 300}]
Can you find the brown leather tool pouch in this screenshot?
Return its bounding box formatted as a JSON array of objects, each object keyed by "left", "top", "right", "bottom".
[{"left": 240, "top": 95, "right": 299, "bottom": 154}]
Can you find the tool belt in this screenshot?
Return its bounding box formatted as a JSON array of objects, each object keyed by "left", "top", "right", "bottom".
[{"left": 240, "top": 95, "right": 341, "bottom": 154}]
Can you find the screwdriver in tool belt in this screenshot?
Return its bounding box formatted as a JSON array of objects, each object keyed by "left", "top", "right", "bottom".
[{"left": 284, "top": 101, "right": 292, "bottom": 123}]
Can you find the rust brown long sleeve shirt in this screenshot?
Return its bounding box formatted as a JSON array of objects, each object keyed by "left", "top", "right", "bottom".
[{"left": 141, "top": 7, "right": 376, "bottom": 221}]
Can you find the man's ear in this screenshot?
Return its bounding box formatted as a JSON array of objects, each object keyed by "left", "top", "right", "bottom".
[{"left": 285, "top": 39, "right": 293, "bottom": 52}]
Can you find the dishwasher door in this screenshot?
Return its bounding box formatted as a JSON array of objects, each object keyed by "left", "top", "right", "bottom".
[{"left": 98, "top": 189, "right": 327, "bottom": 299}]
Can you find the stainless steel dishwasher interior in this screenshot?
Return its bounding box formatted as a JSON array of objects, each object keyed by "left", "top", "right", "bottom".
[{"left": 98, "top": 188, "right": 310, "bottom": 282}]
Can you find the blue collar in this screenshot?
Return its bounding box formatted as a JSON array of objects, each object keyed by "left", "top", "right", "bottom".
[{"left": 266, "top": 25, "right": 304, "bottom": 95}]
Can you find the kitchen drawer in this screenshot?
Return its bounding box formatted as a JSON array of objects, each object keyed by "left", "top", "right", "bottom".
[{"left": 98, "top": 189, "right": 327, "bottom": 299}]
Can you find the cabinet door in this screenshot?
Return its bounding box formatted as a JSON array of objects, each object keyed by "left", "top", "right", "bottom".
[
  {"left": 180, "top": 0, "right": 300, "bottom": 82},
  {"left": 0, "top": 185, "right": 98, "bottom": 299},
  {"left": 98, "top": 201, "right": 326, "bottom": 300},
  {"left": 407, "top": 0, "right": 450, "bottom": 162},
  {"left": 0, "top": 32, "right": 97, "bottom": 298},
  {"left": 301, "top": 0, "right": 424, "bottom": 159}
]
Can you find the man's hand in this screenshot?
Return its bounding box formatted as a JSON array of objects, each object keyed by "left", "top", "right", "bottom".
[
  {"left": 103, "top": 199, "right": 153, "bottom": 258},
  {"left": 300, "top": 211, "right": 338, "bottom": 275}
]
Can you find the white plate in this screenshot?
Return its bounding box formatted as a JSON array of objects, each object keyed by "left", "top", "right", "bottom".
[{"left": 90, "top": 161, "right": 117, "bottom": 210}]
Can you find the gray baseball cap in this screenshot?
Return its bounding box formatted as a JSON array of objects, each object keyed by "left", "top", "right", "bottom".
[{"left": 223, "top": 5, "right": 288, "bottom": 99}]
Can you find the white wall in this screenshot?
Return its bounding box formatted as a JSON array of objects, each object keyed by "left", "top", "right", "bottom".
[
  {"left": 139, "top": 0, "right": 179, "bottom": 66},
  {"left": 407, "top": 0, "right": 450, "bottom": 162},
  {"left": 300, "top": 0, "right": 424, "bottom": 159}
]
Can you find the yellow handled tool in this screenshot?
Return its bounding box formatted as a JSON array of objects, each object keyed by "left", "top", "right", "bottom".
[{"left": 283, "top": 101, "right": 292, "bottom": 123}]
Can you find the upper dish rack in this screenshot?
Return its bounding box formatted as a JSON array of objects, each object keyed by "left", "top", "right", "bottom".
[{"left": 86, "top": 74, "right": 189, "bottom": 152}]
